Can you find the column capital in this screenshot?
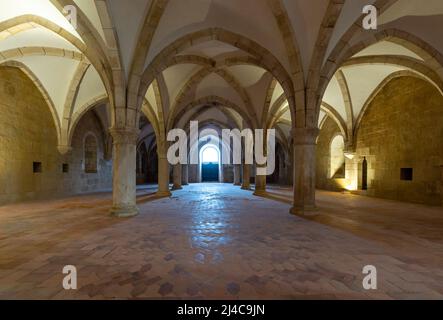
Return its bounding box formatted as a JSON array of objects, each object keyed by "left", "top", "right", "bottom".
[
  {"left": 109, "top": 127, "right": 139, "bottom": 145},
  {"left": 292, "top": 127, "right": 319, "bottom": 145},
  {"left": 57, "top": 145, "right": 73, "bottom": 155},
  {"left": 344, "top": 140, "right": 356, "bottom": 154}
]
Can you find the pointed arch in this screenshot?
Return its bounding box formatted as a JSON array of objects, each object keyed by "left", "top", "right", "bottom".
[
  {"left": 318, "top": 27, "right": 443, "bottom": 125},
  {"left": 127, "top": 0, "right": 170, "bottom": 119},
  {"left": 261, "top": 78, "right": 278, "bottom": 128},
  {"left": 267, "top": 0, "right": 304, "bottom": 87},
  {"left": 171, "top": 96, "right": 254, "bottom": 131},
  {"left": 68, "top": 94, "right": 108, "bottom": 146},
  {"left": 335, "top": 70, "right": 354, "bottom": 139},
  {"left": 353, "top": 70, "right": 442, "bottom": 139},
  {"left": 167, "top": 66, "right": 258, "bottom": 132},
  {"left": 137, "top": 28, "right": 296, "bottom": 126},
  {"left": 60, "top": 61, "right": 91, "bottom": 147},
  {"left": 304, "top": 1, "right": 345, "bottom": 128},
  {"left": 0, "top": 60, "right": 61, "bottom": 144},
  {"left": 320, "top": 102, "right": 348, "bottom": 141}
]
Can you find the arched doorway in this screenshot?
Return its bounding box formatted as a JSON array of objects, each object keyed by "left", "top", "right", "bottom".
[
  {"left": 361, "top": 157, "right": 368, "bottom": 191},
  {"left": 330, "top": 135, "right": 345, "bottom": 179},
  {"left": 200, "top": 145, "right": 220, "bottom": 182}
]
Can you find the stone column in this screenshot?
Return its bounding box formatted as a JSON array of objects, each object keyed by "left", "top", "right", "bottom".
[
  {"left": 110, "top": 127, "right": 139, "bottom": 217},
  {"left": 233, "top": 164, "right": 241, "bottom": 186},
  {"left": 241, "top": 164, "right": 251, "bottom": 190},
  {"left": 290, "top": 128, "right": 319, "bottom": 216},
  {"left": 254, "top": 164, "right": 267, "bottom": 196},
  {"left": 182, "top": 164, "right": 189, "bottom": 185},
  {"left": 157, "top": 154, "right": 171, "bottom": 197},
  {"left": 172, "top": 164, "right": 183, "bottom": 190}
]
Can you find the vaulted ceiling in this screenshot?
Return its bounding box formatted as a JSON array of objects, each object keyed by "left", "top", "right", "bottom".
[{"left": 1, "top": 0, "right": 442, "bottom": 150}]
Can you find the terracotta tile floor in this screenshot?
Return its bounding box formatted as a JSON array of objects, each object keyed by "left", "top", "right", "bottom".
[{"left": 0, "top": 183, "right": 443, "bottom": 300}]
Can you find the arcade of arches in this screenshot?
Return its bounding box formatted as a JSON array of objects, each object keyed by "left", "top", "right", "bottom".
[{"left": 1, "top": 0, "right": 443, "bottom": 299}]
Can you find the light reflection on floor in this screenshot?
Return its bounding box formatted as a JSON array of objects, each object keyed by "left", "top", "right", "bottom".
[{"left": 0, "top": 183, "right": 443, "bottom": 299}]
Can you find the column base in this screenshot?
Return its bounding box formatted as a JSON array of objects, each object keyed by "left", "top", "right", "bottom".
[
  {"left": 111, "top": 205, "right": 139, "bottom": 218},
  {"left": 171, "top": 185, "right": 183, "bottom": 191},
  {"left": 253, "top": 190, "right": 267, "bottom": 196},
  {"left": 156, "top": 191, "right": 172, "bottom": 197},
  {"left": 234, "top": 182, "right": 241, "bottom": 186},
  {"left": 241, "top": 186, "right": 251, "bottom": 190},
  {"left": 290, "top": 205, "right": 319, "bottom": 217}
]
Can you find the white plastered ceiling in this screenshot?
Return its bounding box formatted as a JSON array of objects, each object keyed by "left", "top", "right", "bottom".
[
  {"left": 163, "top": 64, "right": 203, "bottom": 105},
  {"left": 73, "top": 65, "right": 106, "bottom": 113},
  {"left": 0, "top": 27, "right": 79, "bottom": 52},
  {"left": 195, "top": 73, "right": 244, "bottom": 108},
  {"left": 283, "top": 0, "right": 329, "bottom": 76},
  {"left": 0, "top": 0, "right": 110, "bottom": 144},
  {"left": 323, "top": 75, "right": 346, "bottom": 121},
  {"left": 146, "top": 0, "right": 290, "bottom": 71},
  {"left": 342, "top": 64, "right": 405, "bottom": 120},
  {"left": 353, "top": 41, "right": 423, "bottom": 61},
  {"left": 73, "top": 0, "right": 106, "bottom": 43},
  {"left": 1, "top": 0, "right": 443, "bottom": 149},
  {"left": 226, "top": 65, "right": 267, "bottom": 88},
  {"left": 379, "top": 0, "right": 443, "bottom": 24},
  {"left": 14, "top": 55, "right": 79, "bottom": 118},
  {"left": 106, "top": 0, "right": 152, "bottom": 77},
  {"left": 0, "top": 0, "right": 82, "bottom": 40}
]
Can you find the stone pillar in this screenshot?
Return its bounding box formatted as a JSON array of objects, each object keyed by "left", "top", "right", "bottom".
[
  {"left": 157, "top": 154, "right": 171, "bottom": 197},
  {"left": 241, "top": 164, "right": 251, "bottom": 190},
  {"left": 110, "top": 127, "right": 139, "bottom": 217},
  {"left": 290, "top": 128, "right": 319, "bottom": 216},
  {"left": 233, "top": 164, "right": 241, "bottom": 186},
  {"left": 182, "top": 164, "right": 189, "bottom": 185},
  {"left": 254, "top": 164, "right": 267, "bottom": 196},
  {"left": 172, "top": 164, "right": 183, "bottom": 190}
]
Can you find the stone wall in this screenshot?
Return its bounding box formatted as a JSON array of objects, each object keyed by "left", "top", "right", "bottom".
[
  {"left": 354, "top": 76, "right": 443, "bottom": 205},
  {"left": 316, "top": 117, "right": 346, "bottom": 191},
  {"left": 188, "top": 164, "right": 198, "bottom": 183},
  {"left": 68, "top": 111, "right": 112, "bottom": 194},
  {"left": 223, "top": 164, "right": 233, "bottom": 183},
  {"left": 0, "top": 67, "right": 112, "bottom": 205}
]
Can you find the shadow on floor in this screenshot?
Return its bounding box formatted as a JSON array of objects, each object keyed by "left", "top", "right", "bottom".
[{"left": 261, "top": 186, "right": 443, "bottom": 256}]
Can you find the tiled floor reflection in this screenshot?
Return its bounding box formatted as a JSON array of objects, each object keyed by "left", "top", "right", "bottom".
[{"left": 0, "top": 184, "right": 442, "bottom": 299}]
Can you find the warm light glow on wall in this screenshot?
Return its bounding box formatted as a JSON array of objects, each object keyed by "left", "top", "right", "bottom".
[
  {"left": 330, "top": 135, "right": 345, "bottom": 178},
  {"left": 344, "top": 152, "right": 355, "bottom": 160},
  {"left": 334, "top": 178, "right": 357, "bottom": 191},
  {"left": 345, "top": 183, "right": 358, "bottom": 191}
]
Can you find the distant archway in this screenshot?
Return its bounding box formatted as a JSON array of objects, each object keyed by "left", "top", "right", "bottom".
[{"left": 200, "top": 144, "right": 221, "bottom": 182}]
